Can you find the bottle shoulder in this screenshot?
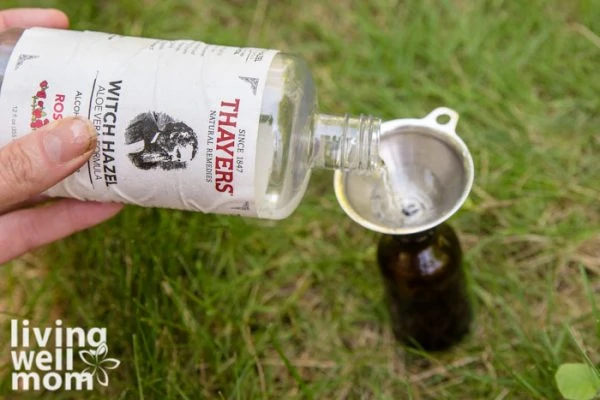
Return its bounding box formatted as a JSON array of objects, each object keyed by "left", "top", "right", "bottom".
[
  {"left": 376, "top": 224, "right": 463, "bottom": 278},
  {"left": 254, "top": 51, "right": 318, "bottom": 219}
]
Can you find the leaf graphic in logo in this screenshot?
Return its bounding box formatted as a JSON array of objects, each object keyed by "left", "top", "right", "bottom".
[{"left": 79, "top": 342, "right": 121, "bottom": 387}]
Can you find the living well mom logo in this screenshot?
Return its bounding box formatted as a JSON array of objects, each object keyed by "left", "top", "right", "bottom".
[{"left": 10, "top": 319, "right": 120, "bottom": 391}]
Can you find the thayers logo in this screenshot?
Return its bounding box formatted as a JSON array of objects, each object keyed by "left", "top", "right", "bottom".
[{"left": 10, "top": 319, "right": 120, "bottom": 391}]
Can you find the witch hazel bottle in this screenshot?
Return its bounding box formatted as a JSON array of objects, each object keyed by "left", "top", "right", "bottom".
[{"left": 0, "top": 28, "right": 382, "bottom": 219}]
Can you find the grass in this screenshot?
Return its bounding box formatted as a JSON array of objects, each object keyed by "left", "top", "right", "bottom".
[{"left": 1, "top": 0, "right": 599, "bottom": 398}]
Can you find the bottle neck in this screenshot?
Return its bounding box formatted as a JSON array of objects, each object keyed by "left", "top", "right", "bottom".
[
  {"left": 391, "top": 227, "right": 437, "bottom": 245},
  {"left": 312, "top": 113, "right": 382, "bottom": 171}
]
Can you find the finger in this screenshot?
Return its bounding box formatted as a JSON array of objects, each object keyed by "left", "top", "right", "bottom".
[
  {"left": 0, "top": 199, "right": 123, "bottom": 265},
  {"left": 0, "top": 117, "right": 96, "bottom": 212},
  {"left": 1, "top": 194, "right": 50, "bottom": 214},
  {"left": 0, "top": 8, "right": 69, "bottom": 30}
]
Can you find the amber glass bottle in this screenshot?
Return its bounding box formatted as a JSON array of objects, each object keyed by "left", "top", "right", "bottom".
[{"left": 376, "top": 223, "right": 472, "bottom": 351}]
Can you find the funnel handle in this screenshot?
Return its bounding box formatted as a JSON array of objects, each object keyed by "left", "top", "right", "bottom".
[{"left": 423, "top": 107, "right": 459, "bottom": 132}]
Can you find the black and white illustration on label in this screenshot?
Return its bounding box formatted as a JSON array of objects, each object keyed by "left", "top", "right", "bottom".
[{"left": 125, "top": 112, "right": 198, "bottom": 171}]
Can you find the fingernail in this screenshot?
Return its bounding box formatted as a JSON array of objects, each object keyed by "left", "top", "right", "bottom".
[{"left": 43, "top": 117, "right": 96, "bottom": 164}]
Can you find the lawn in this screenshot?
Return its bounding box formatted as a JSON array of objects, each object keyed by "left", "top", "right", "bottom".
[{"left": 1, "top": 0, "right": 599, "bottom": 399}]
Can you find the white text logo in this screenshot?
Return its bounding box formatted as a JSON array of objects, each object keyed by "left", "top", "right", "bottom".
[{"left": 10, "top": 319, "right": 120, "bottom": 391}]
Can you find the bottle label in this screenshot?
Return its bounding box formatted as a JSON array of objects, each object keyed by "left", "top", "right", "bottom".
[{"left": 0, "top": 28, "right": 277, "bottom": 216}]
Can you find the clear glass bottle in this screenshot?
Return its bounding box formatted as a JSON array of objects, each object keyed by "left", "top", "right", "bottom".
[{"left": 0, "top": 28, "right": 382, "bottom": 220}]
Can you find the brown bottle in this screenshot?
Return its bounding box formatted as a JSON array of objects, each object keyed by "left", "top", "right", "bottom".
[{"left": 376, "top": 223, "right": 472, "bottom": 351}]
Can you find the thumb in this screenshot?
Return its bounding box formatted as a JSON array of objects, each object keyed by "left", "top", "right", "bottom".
[{"left": 0, "top": 117, "right": 96, "bottom": 211}]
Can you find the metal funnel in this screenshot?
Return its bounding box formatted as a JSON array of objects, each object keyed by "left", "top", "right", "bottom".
[{"left": 334, "top": 107, "right": 474, "bottom": 234}]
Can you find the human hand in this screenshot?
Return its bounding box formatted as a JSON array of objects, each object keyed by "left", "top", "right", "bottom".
[{"left": 0, "top": 9, "right": 123, "bottom": 264}]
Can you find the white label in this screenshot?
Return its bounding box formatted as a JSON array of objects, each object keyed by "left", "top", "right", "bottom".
[{"left": 0, "top": 28, "right": 278, "bottom": 216}]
